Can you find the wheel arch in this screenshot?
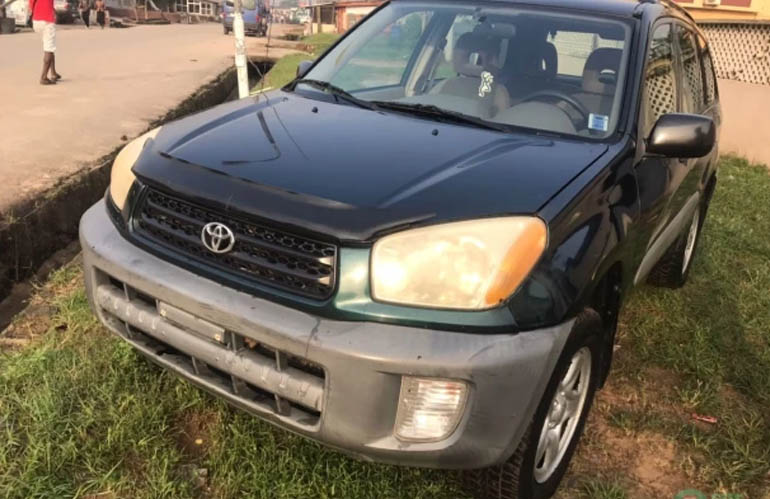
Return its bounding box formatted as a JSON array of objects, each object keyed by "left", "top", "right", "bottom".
[{"left": 585, "top": 261, "right": 623, "bottom": 388}]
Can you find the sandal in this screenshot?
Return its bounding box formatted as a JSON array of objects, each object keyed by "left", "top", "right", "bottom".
[
  {"left": 40, "top": 78, "right": 57, "bottom": 85},
  {"left": 52, "top": 73, "right": 62, "bottom": 81}
]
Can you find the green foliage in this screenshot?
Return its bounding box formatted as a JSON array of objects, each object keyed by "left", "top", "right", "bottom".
[{"left": 581, "top": 479, "right": 628, "bottom": 499}]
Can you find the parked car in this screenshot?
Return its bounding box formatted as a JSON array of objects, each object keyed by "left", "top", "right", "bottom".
[
  {"left": 81, "top": 0, "right": 720, "bottom": 497},
  {"left": 221, "top": 0, "right": 266, "bottom": 36},
  {"left": 5, "top": 0, "right": 29, "bottom": 27},
  {"left": 54, "top": 0, "right": 77, "bottom": 23},
  {"left": 294, "top": 11, "right": 309, "bottom": 24}
]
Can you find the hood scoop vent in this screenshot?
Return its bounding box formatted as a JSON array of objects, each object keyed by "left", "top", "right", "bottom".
[{"left": 164, "top": 109, "right": 280, "bottom": 166}]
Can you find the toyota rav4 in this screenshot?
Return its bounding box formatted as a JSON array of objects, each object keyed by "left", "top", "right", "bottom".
[{"left": 80, "top": 0, "right": 721, "bottom": 496}]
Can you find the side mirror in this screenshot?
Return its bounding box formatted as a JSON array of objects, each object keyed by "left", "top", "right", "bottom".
[
  {"left": 296, "top": 60, "right": 313, "bottom": 78},
  {"left": 647, "top": 113, "right": 716, "bottom": 159}
]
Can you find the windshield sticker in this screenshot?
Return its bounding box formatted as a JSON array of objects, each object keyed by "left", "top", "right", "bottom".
[
  {"left": 588, "top": 113, "right": 609, "bottom": 132},
  {"left": 479, "top": 71, "right": 494, "bottom": 98}
]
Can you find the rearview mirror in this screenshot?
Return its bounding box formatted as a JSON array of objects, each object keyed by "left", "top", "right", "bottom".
[
  {"left": 296, "top": 60, "right": 313, "bottom": 78},
  {"left": 647, "top": 113, "right": 716, "bottom": 158}
]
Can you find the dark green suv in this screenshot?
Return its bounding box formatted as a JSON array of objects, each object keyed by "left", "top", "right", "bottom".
[{"left": 81, "top": 0, "right": 720, "bottom": 496}]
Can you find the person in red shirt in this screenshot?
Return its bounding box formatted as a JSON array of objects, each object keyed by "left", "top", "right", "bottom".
[{"left": 29, "top": 0, "right": 61, "bottom": 85}]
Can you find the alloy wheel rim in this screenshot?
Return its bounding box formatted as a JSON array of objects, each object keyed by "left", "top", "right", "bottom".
[
  {"left": 533, "top": 347, "right": 592, "bottom": 484},
  {"left": 682, "top": 209, "right": 700, "bottom": 275}
]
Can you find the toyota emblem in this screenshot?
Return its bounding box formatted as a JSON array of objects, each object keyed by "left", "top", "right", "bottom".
[{"left": 201, "top": 222, "right": 236, "bottom": 254}]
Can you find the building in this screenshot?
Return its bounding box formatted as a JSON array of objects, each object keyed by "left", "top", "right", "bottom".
[
  {"left": 334, "top": 0, "right": 382, "bottom": 32},
  {"left": 172, "top": 0, "right": 219, "bottom": 19},
  {"left": 673, "top": 0, "right": 770, "bottom": 85},
  {"left": 675, "top": 0, "right": 770, "bottom": 20},
  {"left": 301, "top": 0, "right": 335, "bottom": 33}
]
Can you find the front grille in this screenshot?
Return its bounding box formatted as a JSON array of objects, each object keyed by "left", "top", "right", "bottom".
[
  {"left": 95, "top": 271, "right": 325, "bottom": 428},
  {"left": 132, "top": 188, "right": 337, "bottom": 299}
]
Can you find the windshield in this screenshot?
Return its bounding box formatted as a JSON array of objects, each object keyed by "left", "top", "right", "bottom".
[{"left": 299, "top": 1, "right": 632, "bottom": 138}]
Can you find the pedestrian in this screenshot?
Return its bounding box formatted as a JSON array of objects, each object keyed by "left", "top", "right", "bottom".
[
  {"left": 29, "top": 0, "right": 61, "bottom": 85},
  {"left": 94, "top": 0, "right": 105, "bottom": 28},
  {"left": 79, "top": 0, "right": 90, "bottom": 27}
]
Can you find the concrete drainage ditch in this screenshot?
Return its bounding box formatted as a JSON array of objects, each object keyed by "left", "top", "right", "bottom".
[{"left": 0, "top": 59, "right": 273, "bottom": 330}]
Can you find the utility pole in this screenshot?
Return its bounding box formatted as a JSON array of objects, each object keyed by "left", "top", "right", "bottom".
[{"left": 233, "top": 0, "right": 249, "bottom": 99}]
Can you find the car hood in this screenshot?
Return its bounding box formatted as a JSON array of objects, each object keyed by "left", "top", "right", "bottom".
[{"left": 134, "top": 91, "right": 608, "bottom": 241}]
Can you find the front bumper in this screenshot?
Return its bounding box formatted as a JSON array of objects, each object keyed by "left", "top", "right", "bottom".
[{"left": 80, "top": 200, "right": 572, "bottom": 469}]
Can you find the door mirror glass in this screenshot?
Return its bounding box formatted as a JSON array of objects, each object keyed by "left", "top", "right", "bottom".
[
  {"left": 647, "top": 113, "right": 715, "bottom": 158},
  {"left": 296, "top": 60, "right": 313, "bottom": 78}
]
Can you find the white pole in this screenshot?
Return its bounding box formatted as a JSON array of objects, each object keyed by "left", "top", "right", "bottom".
[{"left": 233, "top": 0, "right": 249, "bottom": 99}]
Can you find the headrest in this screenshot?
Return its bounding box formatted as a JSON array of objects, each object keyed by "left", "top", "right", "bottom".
[
  {"left": 582, "top": 48, "right": 623, "bottom": 94},
  {"left": 516, "top": 42, "right": 557, "bottom": 80},
  {"left": 452, "top": 32, "right": 501, "bottom": 77}
]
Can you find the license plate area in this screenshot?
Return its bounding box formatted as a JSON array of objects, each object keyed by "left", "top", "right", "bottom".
[{"left": 158, "top": 301, "right": 226, "bottom": 345}]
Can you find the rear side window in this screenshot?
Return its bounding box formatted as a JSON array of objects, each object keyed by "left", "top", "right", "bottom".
[
  {"left": 698, "top": 35, "right": 718, "bottom": 106},
  {"left": 643, "top": 24, "right": 677, "bottom": 136},
  {"left": 676, "top": 26, "right": 704, "bottom": 113}
]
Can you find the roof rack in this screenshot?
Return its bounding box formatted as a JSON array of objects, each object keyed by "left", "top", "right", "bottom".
[{"left": 638, "top": 0, "right": 696, "bottom": 21}]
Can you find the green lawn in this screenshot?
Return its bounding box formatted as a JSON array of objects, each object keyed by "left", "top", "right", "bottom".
[{"left": 1, "top": 156, "right": 769, "bottom": 498}]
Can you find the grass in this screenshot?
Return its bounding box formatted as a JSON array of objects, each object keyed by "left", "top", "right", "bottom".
[
  {"left": 619, "top": 156, "right": 770, "bottom": 487},
  {"left": 580, "top": 479, "right": 628, "bottom": 499},
  {"left": 1, "top": 156, "right": 769, "bottom": 498}
]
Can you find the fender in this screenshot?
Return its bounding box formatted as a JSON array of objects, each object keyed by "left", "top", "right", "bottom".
[{"left": 508, "top": 141, "right": 640, "bottom": 330}]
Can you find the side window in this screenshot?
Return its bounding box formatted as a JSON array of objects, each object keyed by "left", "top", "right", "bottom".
[
  {"left": 331, "top": 12, "right": 433, "bottom": 90},
  {"left": 643, "top": 24, "right": 677, "bottom": 136},
  {"left": 676, "top": 26, "right": 704, "bottom": 113},
  {"left": 698, "top": 34, "right": 718, "bottom": 105}
]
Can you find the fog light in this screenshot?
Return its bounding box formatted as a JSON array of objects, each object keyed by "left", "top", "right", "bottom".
[{"left": 394, "top": 377, "right": 468, "bottom": 442}]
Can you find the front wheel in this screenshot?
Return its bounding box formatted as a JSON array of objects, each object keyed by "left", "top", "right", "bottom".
[
  {"left": 462, "top": 310, "right": 603, "bottom": 499},
  {"left": 223, "top": 25, "right": 231, "bottom": 35},
  {"left": 647, "top": 200, "right": 705, "bottom": 288}
]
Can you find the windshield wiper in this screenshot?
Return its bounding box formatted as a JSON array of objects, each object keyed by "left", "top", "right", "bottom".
[
  {"left": 290, "top": 78, "right": 378, "bottom": 111},
  {"left": 369, "top": 101, "right": 508, "bottom": 133}
]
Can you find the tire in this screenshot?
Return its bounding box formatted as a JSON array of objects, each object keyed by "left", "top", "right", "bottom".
[
  {"left": 223, "top": 26, "right": 230, "bottom": 35},
  {"left": 462, "top": 310, "right": 603, "bottom": 499},
  {"left": 647, "top": 200, "right": 705, "bottom": 289}
]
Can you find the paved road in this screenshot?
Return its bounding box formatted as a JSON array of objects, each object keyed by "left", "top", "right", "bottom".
[{"left": 0, "top": 23, "right": 286, "bottom": 215}]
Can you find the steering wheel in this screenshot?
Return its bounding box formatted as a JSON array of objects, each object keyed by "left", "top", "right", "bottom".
[{"left": 520, "top": 90, "right": 590, "bottom": 126}]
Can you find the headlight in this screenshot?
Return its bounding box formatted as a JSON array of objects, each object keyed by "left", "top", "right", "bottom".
[
  {"left": 109, "top": 127, "right": 161, "bottom": 210},
  {"left": 371, "top": 217, "right": 547, "bottom": 310}
]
